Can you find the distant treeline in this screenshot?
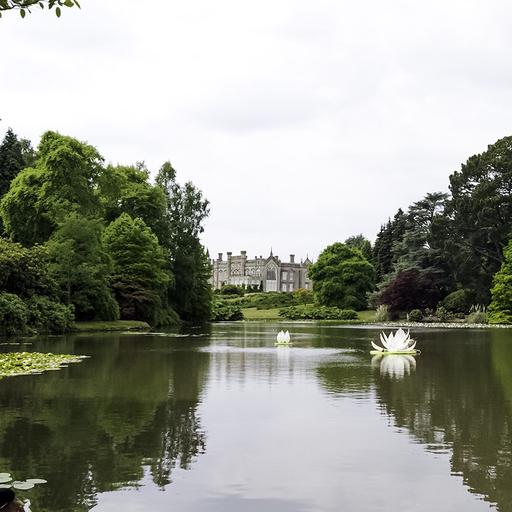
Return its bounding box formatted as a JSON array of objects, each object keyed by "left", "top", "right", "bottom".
[
  {"left": 337, "top": 135, "right": 512, "bottom": 322},
  {"left": 0, "top": 128, "right": 211, "bottom": 335}
]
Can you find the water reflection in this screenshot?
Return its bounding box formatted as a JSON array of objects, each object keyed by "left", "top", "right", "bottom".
[
  {"left": 0, "top": 332, "right": 209, "bottom": 512},
  {"left": 372, "top": 354, "right": 417, "bottom": 379}
]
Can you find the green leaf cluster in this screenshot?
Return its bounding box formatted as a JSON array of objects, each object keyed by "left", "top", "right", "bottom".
[
  {"left": 279, "top": 304, "right": 358, "bottom": 320},
  {"left": 488, "top": 238, "right": 512, "bottom": 323},
  {"left": 308, "top": 243, "right": 375, "bottom": 310}
]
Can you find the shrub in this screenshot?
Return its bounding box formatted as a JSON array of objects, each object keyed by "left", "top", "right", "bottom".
[
  {"left": 408, "top": 309, "right": 423, "bottom": 322},
  {"left": 434, "top": 305, "right": 452, "bottom": 322},
  {"left": 293, "top": 288, "right": 314, "bottom": 304},
  {"left": 211, "top": 299, "right": 243, "bottom": 321},
  {"left": 219, "top": 284, "right": 245, "bottom": 296},
  {"left": 0, "top": 292, "right": 29, "bottom": 336},
  {"left": 26, "top": 295, "right": 75, "bottom": 334},
  {"left": 238, "top": 292, "right": 297, "bottom": 309},
  {"left": 441, "top": 289, "right": 474, "bottom": 313},
  {"left": 279, "top": 305, "right": 357, "bottom": 320},
  {"left": 375, "top": 304, "right": 391, "bottom": 322},
  {"left": 466, "top": 311, "right": 488, "bottom": 324}
]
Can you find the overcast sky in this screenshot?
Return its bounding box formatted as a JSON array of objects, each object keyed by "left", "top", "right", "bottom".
[{"left": 2, "top": 0, "right": 512, "bottom": 261}]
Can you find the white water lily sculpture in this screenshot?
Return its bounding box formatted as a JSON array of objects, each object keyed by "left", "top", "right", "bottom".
[
  {"left": 276, "top": 330, "right": 291, "bottom": 343},
  {"left": 371, "top": 328, "right": 417, "bottom": 353}
]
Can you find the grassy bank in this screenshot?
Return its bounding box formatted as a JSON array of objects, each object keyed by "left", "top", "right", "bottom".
[
  {"left": 72, "top": 320, "right": 150, "bottom": 332},
  {"left": 241, "top": 308, "right": 377, "bottom": 322}
]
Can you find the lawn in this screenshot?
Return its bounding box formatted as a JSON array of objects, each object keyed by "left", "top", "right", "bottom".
[
  {"left": 242, "top": 308, "right": 282, "bottom": 320},
  {"left": 73, "top": 320, "right": 150, "bottom": 332}
]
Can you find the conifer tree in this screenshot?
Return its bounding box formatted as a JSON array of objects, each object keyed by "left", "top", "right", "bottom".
[{"left": 0, "top": 128, "right": 25, "bottom": 199}]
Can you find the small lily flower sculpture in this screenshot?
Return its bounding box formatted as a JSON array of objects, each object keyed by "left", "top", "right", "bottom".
[
  {"left": 370, "top": 328, "right": 419, "bottom": 355},
  {"left": 276, "top": 330, "right": 291, "bottom": 345}
]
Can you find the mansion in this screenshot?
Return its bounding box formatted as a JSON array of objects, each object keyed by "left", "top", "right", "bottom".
[{"left": 211, "top": 250, "right": 312, "bottom": 292}]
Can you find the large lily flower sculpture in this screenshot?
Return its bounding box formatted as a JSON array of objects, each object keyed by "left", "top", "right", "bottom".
[
  {"left": 371, "top": 328, "right": 418, "bottom": 354},
  {"left": 276, "top": 330, "right": 291, "bottom": 344}
]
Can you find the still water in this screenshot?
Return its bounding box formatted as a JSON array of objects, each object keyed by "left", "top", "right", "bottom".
[{"left": 1, "top": 322, "right": 512, "bottom": 512}]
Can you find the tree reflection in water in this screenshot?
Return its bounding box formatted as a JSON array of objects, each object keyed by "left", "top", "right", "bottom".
[
  {"left": 318, "top": 329, "right": 512, "bottom": 512},
  {"left": 0, "top": 332, "right": 209, "bottom": 512}
]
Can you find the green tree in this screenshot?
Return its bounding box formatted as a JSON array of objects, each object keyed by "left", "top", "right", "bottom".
[
  {"left": 98, "top": 163, "right": 167, "bottom": 235},
  {"left": 308, "top": 242, "right": 375, "bottom": 310},
  {"left": 102, "top": 213, "right": 175, "bottom": 326},
  {"left": 0, "top": 128, "right": 25, "bottom": 200},
  {"left": 0, "top": 0, "right": 80, "bottom": 18},
  {"left": 156, "top": 162, "right": 212, "bottom": 322},
  {"left": 345, "top": 234, "right": 372, "bottom": 261},
  {"left": 373, "top": 208, "right": 407, "bottom": 282},
  {"left": 46, "top": 214, "right": 119, "bottom": 321},
  {"left": 0, "top": 237, "right": 58, "bottom": 298},
  {"left": 0, "top": 131, "right": 103, "bottom": 245},
  {"left": 442, "top": 136, "right": 512, "bottom": 302},
  {"left": 488, "top": 237, "right": 512, "bottom": 323}
]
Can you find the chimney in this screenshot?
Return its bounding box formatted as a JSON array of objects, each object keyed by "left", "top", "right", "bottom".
[
  {"left": 241, "top": 250, "right": 247, "bottom": 256},
  {"left": 290, "top": 254, "right": 295, "bottom": 263},
  {"left": 218, "top": 253, "right": 223, "bottom": 261},
  {"left": 227, "top": 252, "right": 232, "bottom": 259}
]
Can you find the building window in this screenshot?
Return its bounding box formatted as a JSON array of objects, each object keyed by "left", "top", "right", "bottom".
[{"left": 266, "top": 269, "right": 276, "bottom": 280}]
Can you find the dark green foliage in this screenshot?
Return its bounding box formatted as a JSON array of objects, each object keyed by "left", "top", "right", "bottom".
[
  {"left": 236, "top": 291, "right": 301, "bottom": 309},
  {"left": 293, "top": 288, "right": 314, "bottom": 304},
  {"left": 0, "top": 238, "right": 58, "bottom": 298},
  {"left": 408, "top": 309, "right": 423, "bottom": 322},
  {"left": 0, "top": 128, "right": 25, "bottom": 199},
  {"left": 1, "top": 131, "right": 103, "bottom": 246},
  {"left": 345, "top": 234, "right": 372, "bottom": 261},
  {"left": 0, "top": 292, "right": 28, "bottom": 336},
  {"left": 99, "top": 164, "right": 167, "bottom": 235},
  {"left": 488, "top": 237, "right": 512, "bottom": 323},
  {"left": 47, "top": 214, "right": 119, "bottom": 321},
  {"left": 102, "top": 213, "right": 174, "bottom": 326},
  {"left": 441, "top": 289, "right": 474, "bottom": 314},
  {"left": 373, "top": 209, "right": 407, "bottom": 281},
  {"left": 442, "top": 136, "right": 512, "bottom": 302},
  {"left": 279, "top": 305, "right": 357, "bottom": 320},
  {"left": 210, "top": 299, "right": 244, "bottom": 321},
  {"left": 309, "top": 242, "right": 375, "bottom": 310},
  {"left": 156, "top": 162, "right": 212, "bottom": 322},
  {"left": 26, "top": 295, "right": 74, "bottom": 333},
  {"left": 378, "top": 269, "right": 441, "bottom": 313},
  {"left": 218, "top": 284, "right": 245, "bottom": 296}
]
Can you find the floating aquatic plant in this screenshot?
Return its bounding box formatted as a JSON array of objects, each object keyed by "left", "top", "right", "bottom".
[
  {"left": 0, "top": 352, "right": 88, "bottom": 379},
  {"left": 370, "top": 328, "right": 418, "bottom": 354},
  {"left": 0, "top": 472, "right": 47, "bottom": 490}
]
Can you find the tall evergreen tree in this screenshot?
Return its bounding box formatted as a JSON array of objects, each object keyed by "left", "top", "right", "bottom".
[
  {"left": 441, "top": 136, "right": 512, "bottom": 302},
  {"left": 0, "top": 128, "right": 25, "bottom": 199},
  {"left": 156, "top": 162, "right": 212, "bottom": 322}
]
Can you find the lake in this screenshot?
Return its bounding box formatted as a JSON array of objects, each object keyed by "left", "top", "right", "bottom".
[{"left": 1, "top": 322, "right": 511, "bottom": 511}]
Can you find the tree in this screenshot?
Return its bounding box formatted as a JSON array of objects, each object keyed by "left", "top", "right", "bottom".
[
  {"left": 0, "top": 128, "right": 25, "bottom": 199},
  {"left": 46, "top": 214, "right": 119, "bottom": 321},
  {"left": 0, "top": 237, "right": 58, "bottom": 298},
  {"left": 373, "top": 208, "right": 407, "bottom": 282},
  {"left": 102, "top": 213, "right": 175, "bottom": 326},
  {"left": 488, "top": 238, "right": 512, "bottom": 323},
  {"left": 345, "top": 234, "right": 372, "bottom": 261},
  {"left": 441, "top": 136, "right": 512, "bottom": 302},
  {"left": 0, "top": 0, "right": 80, "bottom": 18},
  {"left": 156, "top": 162, "right": 212, "bottom": 322},
  {"left": 308, "top": 242, "right": 375, "bottom": 310},
  {"left": 377, "top": 268, "right": 441, "bottom": 314},
  {"left": 1, "top": 131, "right": 103, "bottom": 245},
  {"left": 98, "top": 163, "right": 167, "bottom": 236}
]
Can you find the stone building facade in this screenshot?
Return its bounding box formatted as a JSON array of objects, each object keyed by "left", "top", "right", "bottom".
[{"left": 211, "top": 250, "right": 312, "bottom": 292}]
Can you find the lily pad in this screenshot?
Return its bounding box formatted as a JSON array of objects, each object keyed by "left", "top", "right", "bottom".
[
  {"left": 13, "top": 481, "right": 35, "bottom": 490},
  {"left": 0, "top": 476, "right": 12, "bottom": 483},
  {"left": 0, "top": 473, "right": 11, "bottom": 478},
  {"left": 0, "top": 353, "right": 88, "bottom": 379},
  {"left": 0, "top": 484, "right": 12, "bottom": 489},
  {"left": 25, "top": 478, "right": 47, "bottom": 484}
]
